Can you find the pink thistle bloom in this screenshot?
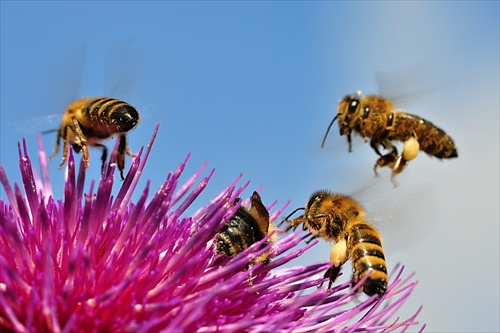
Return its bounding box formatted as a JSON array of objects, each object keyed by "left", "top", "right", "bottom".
[{"left": 0, "top": 124, "right": 424, "bottom": 332}]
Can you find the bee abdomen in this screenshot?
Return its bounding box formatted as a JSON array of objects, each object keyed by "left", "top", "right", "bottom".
[
  {"left": 349, "top": 223, "right": 388, "bottom": 296},
  {"left": 215, "top": 210, "right": 263, "bottom": 257},
  {"left": 391, "top": 113, "right": 458, "bottom": 159},
  {"left": 84, "top": 97, "right": 139, "bottom": 133},
  {"left": 418, "top": 125, "right": 458, "bottom": 158}
]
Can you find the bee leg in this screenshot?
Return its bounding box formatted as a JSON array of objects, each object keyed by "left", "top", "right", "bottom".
[
  {"left": 279, "top": 218, "right": 295, "bottom": 231},
  {"left": 246, "top": 262, "right": 263, "bottom": 295},
  {"left": 119, "top": 133, "right": 136, "bottom": 158},
  {"left": 117, "top": 134, "right": 128, "bottom": 181},
  {"left": 70, "top": 117, "right": 89, "bottom": 169},
  {"left": 93, "top": 143, "right": 107, "bottom": 175},
  {"left": 278, "top": 218, "right": 288, "bottom": 228},
  {"left": 49, "top": 128, "right": 63, "bottom": 160},
  {"left": 390, "top": 156, "right": 406, "bottom": 187},
  {"left": 280, "top": 208, "right": 305, "bottom": 228},
  {"left": 58, "top": 140, "right": 70, "bottom": 169},
  {"left": 52, "top": 127, "right": 71, "bottom": 169},
  {"left": 392, "top": 156, "right": 406, "bottom": 174},
  {"left": 320, "top": 265, "right": 341, "bottom": 290},
  {"left": 81, "top": 145, "right": 90, "bottom": 170},
  {"left": 320, "top": 239, "right": 347, "bottom": 289},
  {"left": 373, "top": 147, "right": 398, "bottom": 177},
  {"left": 246, "top": 262, "right": 255, "bottom": 286},
  {"left": 305, "top": 234, "right": 319, "bottom": 244},
  {"left": 126, "top": 147, "right": 136, "bottom": 158},
  {"left": 390, "top": 136, "right": 420, "bottom": 183},
  {"left": 282, "top": 215, "right": 306, "bottom": 232},
  {"left": 369, "top": 138, "right": 383, "bottom": 156}
]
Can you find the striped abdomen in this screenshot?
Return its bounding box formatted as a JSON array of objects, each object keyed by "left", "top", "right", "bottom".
[
  {"left": 348, "top": 222, "right": 387, "bottom": 296},
  {"left": 215, "top": 208, "right": 265, "bottom": 258},
  {"left": 389, "top": 112, "right": 458, "bottom": 159},
  {"left": 80, "top": 97, "right": 139, "bottom": 137}
]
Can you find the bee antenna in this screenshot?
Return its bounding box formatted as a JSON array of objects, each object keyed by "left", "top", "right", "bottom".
[
  {"left": 283, "top": 207, "right": 305, "bottom": 221},
  {"left": 321, "top": 115, "right": 339, "bottom": 148},
  {"left": 41, "top": 129, "right": 58, "bottom": 135}
]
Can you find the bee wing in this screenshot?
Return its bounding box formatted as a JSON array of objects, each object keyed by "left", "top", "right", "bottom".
[
  {"left": 4, "top": 114, "right": 62, "bottom": 134},
  {"left": 42, "top": 44, "right": 87, "bottom": 109},
  {"left": 105, "top": 40, "right": 143, "bottom": 100},
  {"left": 4, "top": 46, "right": 87, "bottom": 135},
  {"left": 350, "top": 180, "right": 436, "bottom": 254},
  {"left": 376, "top": 61, "right": 437, "bottom": 107},
  {"left": 248, "top": 191, "right": 271, "bottom": 235}
]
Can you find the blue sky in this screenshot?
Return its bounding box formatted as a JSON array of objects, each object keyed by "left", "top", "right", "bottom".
[{"left": 1, "top": 2, "right": 499, "bottom": 331}]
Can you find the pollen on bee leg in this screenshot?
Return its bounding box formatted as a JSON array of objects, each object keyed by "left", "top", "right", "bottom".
[
  {"left": 402, "top": 136, "right": 420, "bottom": 161},
  {"left": 329, "top": 239, "right": 347, "bottom": 267}
]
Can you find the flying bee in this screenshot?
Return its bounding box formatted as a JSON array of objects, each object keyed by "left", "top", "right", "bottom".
[
  {"left": 49, "top": 97, "right": 139, "bottom": 180},
  {"left": 321, "top": 92, "right": 458, "bottom": 182},
  {"left": 216, "top": 191, "right": 275, "bottom": 269},
  {"left": 282, "top": 190, "right": 387, "bottom": 296}
]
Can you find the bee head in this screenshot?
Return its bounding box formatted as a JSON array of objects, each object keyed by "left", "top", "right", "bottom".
[
  {"left": 337, "top": 94, "right": 361, "bottom": 134},
  {"left": 322, "top": 92, "right": 362, "bottom": 147},
  {"left": 306, "top": 190, "right": 329, "bottom": 212},
  {"left": 305, "top": 190, "right": 347, "bottom": 240},
  {"left": 307, "top": 191, "right": 364, "bottom": 223},
  {"left": 305, "top": 190, "right": 338, "bottom": 220}
]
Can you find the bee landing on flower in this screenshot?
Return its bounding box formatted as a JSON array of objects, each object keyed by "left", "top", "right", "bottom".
[{"left": 0, "top": 124, "right": 424, "bottom": 332}]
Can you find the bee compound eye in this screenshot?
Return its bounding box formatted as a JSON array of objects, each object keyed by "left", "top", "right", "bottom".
[
  {"left": 348, "top": 99, "right": 359, "bottom": 114},
  {"left": 362, "top": 106, "right": 370, "bottom": 119},
  {"left": 306, "top": 194, "right": 321, "bottom": 210}
]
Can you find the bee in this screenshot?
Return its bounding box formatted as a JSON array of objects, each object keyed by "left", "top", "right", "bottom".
[
  {"left": 216, "top": 191, "right": 275, "bottom": 267},
  {"left": 282, "top": 190, "right": 387, "bottom": 296},
  {"left": 49, "top": 97, "right": 139, "bottom": 180},
  {"left": 321, "top": 92, "right": 458, "bottom": 182}
]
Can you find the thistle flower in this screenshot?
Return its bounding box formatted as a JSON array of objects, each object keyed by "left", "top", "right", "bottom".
[{"left": 0, "top": 124, "right": 424, "bottom": 332}]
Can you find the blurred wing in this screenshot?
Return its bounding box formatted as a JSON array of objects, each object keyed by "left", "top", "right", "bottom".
[
  {"left": 5, "top": 114, "right": 62, "bottom": 134},
  {"left": 45, "top": 44, "right": 87, "bottom": 112},
  {"left": 4, "top": 45, "right": 87, "bottom": 135},
  {"left": 106, "top": 40, "right": 142, "bottom": 99},
  {"left": 376, "top": 61, "right": 437, "bottom": 107},
  {"left": 350, "top": 180, "right": 436, "bottom": 254}
]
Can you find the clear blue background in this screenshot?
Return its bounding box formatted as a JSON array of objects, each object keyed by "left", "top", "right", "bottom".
[{"left": 1, "top": 2, "right": 498, "bottom": 331}]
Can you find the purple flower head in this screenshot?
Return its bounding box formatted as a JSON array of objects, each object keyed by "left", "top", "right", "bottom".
[{"left": 1, "top": 124, "right": 424, "bottom": 332}]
